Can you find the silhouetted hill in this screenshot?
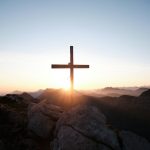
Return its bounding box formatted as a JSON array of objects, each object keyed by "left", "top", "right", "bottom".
[
  {"left": 38, "top": 88, "right": 85, "bottom": 108},
  {"left": 139, "top": 89, "right": 150, "bottom": 98},
  {"left": 81, "top": 87, "right": 149, "bottom": 97},
  {"left": 0, "top": 93, "right": 38, "bottom": 113},
  {"left": 12, "top": 90, "right": 23, "bottom": 94},
  {"left": 39, "top": 88, "right": 62, "bottom": 98},
  {"left": 29, "top": 89, "right": 44, "bottom": 98},
  {"left": 7, "top": 87, "right": 149, "bottom": 98},
  {"left": 20, "top": 92, "right": 35, "bottom": 103},
  {"left": 136, "top": 87, "right": 149, "bottom": 94},
  {"left": 38, "top": 88, "right": 68, "bottom": 105},
  {"left": 0, "top": 94, "right": 28, "bottom": 113}
]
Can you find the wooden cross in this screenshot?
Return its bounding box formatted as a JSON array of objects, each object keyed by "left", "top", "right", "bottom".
[{"left": 51, "top": 46, "right": 89, "bottom": 98}]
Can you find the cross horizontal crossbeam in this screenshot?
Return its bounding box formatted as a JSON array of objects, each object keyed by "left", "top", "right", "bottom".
[
  {"left": 51, "top": 64, "right": 89, "bottom": 68},
  {"left": 51, "top": 64, "right": 70, "bottom": 68}
]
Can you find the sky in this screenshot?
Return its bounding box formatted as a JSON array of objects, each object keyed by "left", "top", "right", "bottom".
[{"left": 0, "top": 0, "right": 150, "bottom": 94}]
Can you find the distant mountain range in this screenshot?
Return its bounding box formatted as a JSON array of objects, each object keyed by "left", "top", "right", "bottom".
[
  {"left": 7, "top": 86, "right": 150, "bottom": 98},
  {"left": 11, "top": 89, "right": 44, "bottom": 98},
  {"left": 80, "top": 87, "right": 150, "bottom": 97}
]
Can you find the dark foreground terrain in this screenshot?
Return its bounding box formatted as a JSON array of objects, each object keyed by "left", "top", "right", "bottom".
[{"left": 0, "top": 89, "right": 150, "bottom": 150}]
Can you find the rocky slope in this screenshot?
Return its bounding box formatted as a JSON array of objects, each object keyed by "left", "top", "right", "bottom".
[
  {"left": 51, "top": 105, "right": 150, "bottom": 150},
  {"left": 0, "top": 94, "right": 38, "bottom": 150},
  {"left": 0, "top": 90, "right": 150, "bottom": 150}
]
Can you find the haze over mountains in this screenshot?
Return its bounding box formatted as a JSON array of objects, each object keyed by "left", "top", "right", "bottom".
[
  {"left": 80, "top": 87, "right": 150, "bottom": 97},
  {"left": 5, "top": 86, "right": 149, "bottom": 98}
]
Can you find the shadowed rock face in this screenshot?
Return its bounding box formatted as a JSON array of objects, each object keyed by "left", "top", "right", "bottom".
[
  {"left": 119, "top": 131, "right": 150, "bottom": 150},
  {"left": 139, "top": 89, "right": 150, "bottom": 98},
  {"left": 0, "top": 104, "right": 39, "bottom": 150},
  {"left": 51, "top": 126, "right": 111, "bottom": 150},
  {"left": 51, "top": 105, "right": 150, "bottom": 150}
]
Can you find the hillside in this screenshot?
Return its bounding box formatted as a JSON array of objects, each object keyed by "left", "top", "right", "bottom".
[
  {"left": 37, "top": 88, "right": 150, "bottom": 141},
  {"left": 0, "top": 89, "right": 150, "bottom": 150}
]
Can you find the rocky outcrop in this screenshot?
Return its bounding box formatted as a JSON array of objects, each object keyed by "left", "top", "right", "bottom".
[
  {"left": 28, "top": 99, "right": 63, "bottom": 138},
  {"left": 51, "top": 105, "right": 150, "bottom": 150},
  {"left": 0, "top": 94, "right": 40, "bottom": 150},
  {"left": 51, "top": 126, "right": 111, "bottom": 150},
  {"left": 139, "top": 89, "right": 150, "bottom": 98},
  {"left": 20, "top": 92, "right": 35, "bottom": 104},
  {"left": 0, "top": 104, "right": 31, "bottom": 150},
  {"left": 0, "top": 94, "right": 32, "bottom": 113},
  {"left": 51, "top": 105, "right": 120, "bottom": 150},
  {"left": 0, "top": 92, "right": 150, "bottom": 150}
]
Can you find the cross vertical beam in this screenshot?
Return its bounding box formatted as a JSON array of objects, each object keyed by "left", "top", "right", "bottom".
[{"left": 70, "top": 46, "right": 74, "bottom": 96}]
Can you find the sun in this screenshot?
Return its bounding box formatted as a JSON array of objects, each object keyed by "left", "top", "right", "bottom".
[
  {"left": 50, "top": 68, "right": 90, "bottom": 91},
  {"left": 56, "top": 75, "right": 70, "bottom": 91},
  {"left": 50, "top": 70, "right": 71, "bottom": 90},
  {"left": 61, "top": 80, "right": 70, "bottom": 91}
]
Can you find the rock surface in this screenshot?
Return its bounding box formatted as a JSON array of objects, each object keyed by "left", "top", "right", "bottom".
[
  {"left": 119, "top": 131, "right": 150, "bottom": 150},
  {"left": 51, "top": 105, "right": 121, "bottom": 150},
  {"left": 0, "top": 94, "right": 40, "bottom": 150},
  {"left": 28, "top": 99, "right": 63, "bottom": 138},
  {"left": 51, "top": 126, "right": 111, "bottom": 150},
  {"left": 51, "top": 105, "right": 150, "bottom": 150},
  {"left": 0, "top": 91, "right": 150, "bottom": 150}
]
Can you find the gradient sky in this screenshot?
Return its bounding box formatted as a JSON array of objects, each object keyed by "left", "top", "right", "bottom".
[{"left": 0, "top": 0, "right": 150, "bottom": 93}]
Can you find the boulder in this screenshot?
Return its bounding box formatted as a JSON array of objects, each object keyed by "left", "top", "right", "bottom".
[
  {"left": 51, "top": 105, "right": 121, "bottom": 150},
  {"left": 28, "top": 100, "right": 63, "bottom": 138},
  {"left": 51, "top": 126, "right": 111, "bottom": 150}
]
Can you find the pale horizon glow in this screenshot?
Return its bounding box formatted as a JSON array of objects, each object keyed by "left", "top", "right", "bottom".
[{"left": 0, "top": 0, "right": 150, "bottom": 94}]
